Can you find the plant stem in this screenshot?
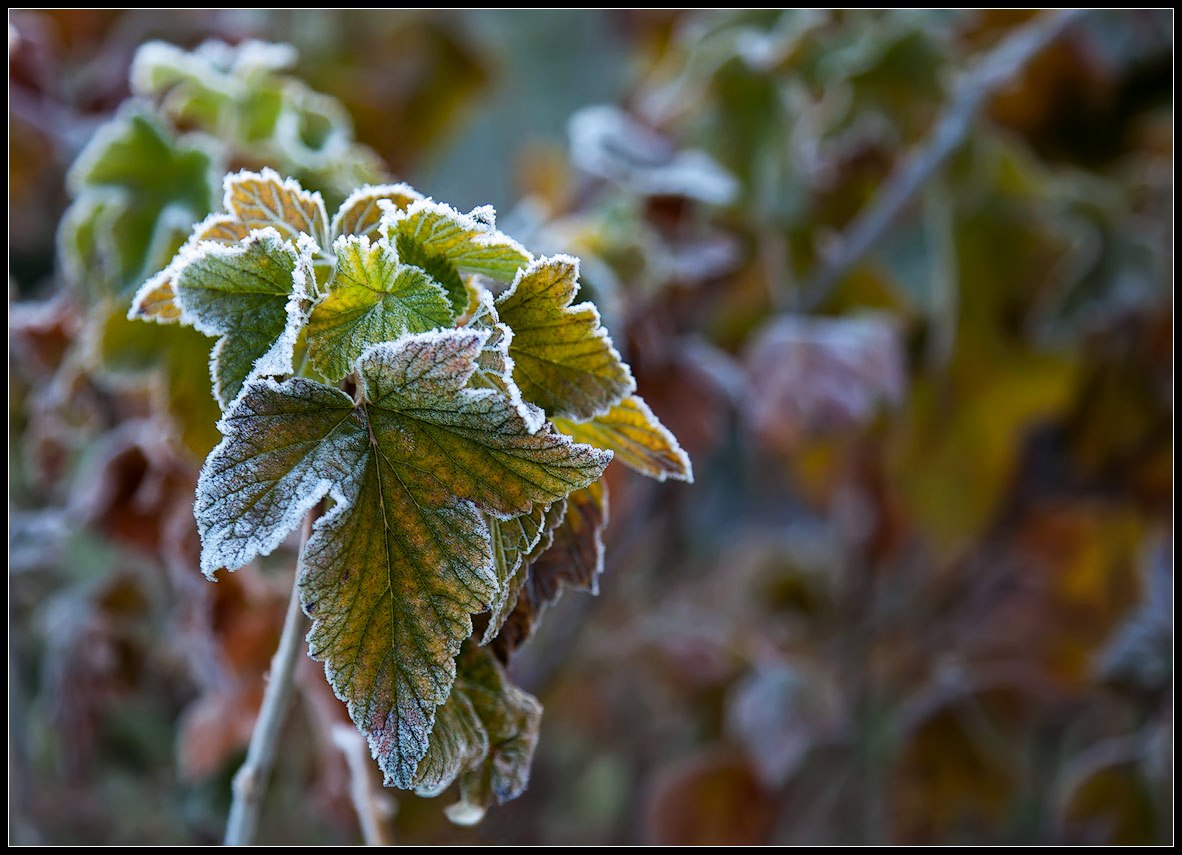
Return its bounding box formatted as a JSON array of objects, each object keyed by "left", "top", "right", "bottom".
[
  {"left": 224, "top": 512, "right": 313, "bottom": 846},
  {"left": 797, "top": 9, "right": 1086, "bottom": 310},
  {"left": 331, "top": 724, "right": 396, "bottom": 845}
]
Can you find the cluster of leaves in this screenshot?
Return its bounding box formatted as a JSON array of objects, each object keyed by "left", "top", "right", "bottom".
[
  {"left": 55, "top": 38, "right": 386, "bottom": 459},
  {"left": 127, "top": 167, "right": 690, "bottom": 820}
]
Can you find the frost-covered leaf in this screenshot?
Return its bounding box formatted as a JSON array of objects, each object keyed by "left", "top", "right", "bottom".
[
  {"left": 414, "top": 642, "right": 542, "bottom": 826},
  {"left": 492, "top": 480, "right": 608, "bottom": 661},
  {"left": 128, "top": 214, "right": 252, "bottom": 323},
  {"left": 175, "top": 228, "right": 315, "bottom": 408},
  {"left": 222, "top": 167, "right": 331, "bottom": 249},
  {"left": 465, "top": 288, "right": 546, "bottom": 434},
  {"left": 495, "top": 255, "right": 635, "bottom": 420},
  {"left": 60, "top": 109, "right": 217, "bottom": 301},
  {"left": 196, "top": 330, "right": 609, "bottom": 787},
  {"left": 554, "top": 394, "right": 693, "bottom": 482},
  {"left": 306, "top": 235, "right": 454, "bottom": 382},
  {"left": 389, "top": 199, "right": 532, "bottom": 281},
  {"left": 386, "top": 199, "right": 533, "bottom": 315},
  {"left": 332, "top": 183, "right": 423, "bottom": 239},
  {"left": 481, "top": 502, "right": 564, "bottom": 645}
]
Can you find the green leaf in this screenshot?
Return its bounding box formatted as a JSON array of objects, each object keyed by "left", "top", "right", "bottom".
[
  {"left": 175, "top": 228, "right": 315, "bottom": 408},
  {"left": 394, "top": 232, "right": 470, "bottom": 317},
  {"left": 414, "top": 641, "right": 542, "bottom": 826},
  {"left": 495, "top": 255, "right": 636, "bottom": 420},
  {"left": 554, "top": 394, "right": 693, "bottom": 482},
  {"left": 130, "top": 169, "right": 333, "bottom": 328},
  {"left": 386, "top": 199, "right": 533, "bottom": 316},
  {"left": 331, "top": 183, "right": 423, "bottom": 239},
  {"left": 60, "top": 109, "right": 217, "bottom": 301},
  {"left": 93, "top": 301, "right": 223, "bottom": 457},
  {"left": 195, "top": 330, "right": 610, "bottom": 787},
  {"left": 306, "top": 235, "right": 454, "bottom": 382},
  {"left": 492, "top": 479, "right": 608, "bottom": 662},
  {"left": 129, "top": 214, "right": 252, "bottom": 323},
  {"left": 388, "top": 199, "right": 533, "bottom": 281}
]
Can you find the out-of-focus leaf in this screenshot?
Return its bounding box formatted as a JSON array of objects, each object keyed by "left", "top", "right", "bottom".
[
  {"left": 890, "top": 690, "right": 1025, "bottom": 843},
  {"left": 175, "top": 570, "right": 286, "bottom": 781},
  {"left": 94, "top": 303, "right": 222, "bottom": 457},
  {"left": 744, "top": 314, "right": 904, "bottom": 452},
  {"left": 195, "top": 330, "right": 609, "bottom": 788},
  {"left": 306, "top": 235, "right": 454, "bottom": 382},
  {"left": 554, "top": 394, "right": 692, "bottom": 482},
  {"left": 496, "top": 255, "right": 636, "bottom": 420},
  {"left": 60, "top": 109, "right": 218, "bottom": 302},
  {"left": 414, "top": 642, "right": 542, "bottom": 826},
  {"left": 1096, "top": 538, "right": 1172, "bottom": 696},
  {"left": 569, "top": 104, "right": 738, "bottom": 205},
  {"left": 1060, "top": 758, "right": 1159, "bottom": 845},
  {"left": 725, "top": 663, "right": 833, "bottom": 789},
  {"left": 131, "top": 38, "right": 384, "bottom": 206}
]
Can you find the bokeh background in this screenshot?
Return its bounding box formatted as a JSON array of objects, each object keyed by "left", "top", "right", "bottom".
[{"left": 8, "top": 9, "right": 1173, "bottom": 845}]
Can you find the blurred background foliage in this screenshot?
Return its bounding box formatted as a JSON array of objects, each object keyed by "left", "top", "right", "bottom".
[{"left": 8, "top": 9, "right": 1172, "bottom": 845}]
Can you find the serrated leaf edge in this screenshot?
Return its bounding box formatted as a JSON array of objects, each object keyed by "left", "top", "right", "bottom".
[{"left": 173, "top": 227, "right": 317, "bottom": 410}]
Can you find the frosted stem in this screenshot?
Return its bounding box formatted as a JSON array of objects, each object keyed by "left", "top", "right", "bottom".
[{"left": 224, "top": 512, "right": 312, "bottom": 846}]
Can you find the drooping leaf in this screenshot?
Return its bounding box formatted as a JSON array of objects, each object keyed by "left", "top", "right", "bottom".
[
  {"left": 175, "top": 228, "right": 315, "bottom": 408},
  {"left": 60, "top": 109, "right": 217, "bottom": 301},
  {"left": 528, "top": 478, "right": 608, "bottom": 598},
  {"left": 306, "top": 235, "right": 454, "bottom": 382},
  {"left": 195, "top": 330, "right": 610, "bottom": 787},
  {"left": 492, "top": 479, "right": 608, "bottom": 661},
  {"left": 554, "top": 394, "right": 693, "bottom": 482},
  {"left": 495, "top": 255, "right": 635, "bottom": 420},
  {"left": 332, "top": 183, "right": 423, "bottom": 239},
  {"left": 414, "top": 642, "right": 542, "bottom": 826},
  {"left": 481, "top": 501, "right": 565, "bottom": 645}
]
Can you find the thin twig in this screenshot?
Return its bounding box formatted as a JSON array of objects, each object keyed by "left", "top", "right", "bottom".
[
  {"left": 331, "top": 724, "right": 396, "bottom": 846},
  {"left": 224, "top": 512, "right": 314, "bottom": 846},
  {"left": 798, "top": 9, "right": 1086, "bottom": 310}
]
